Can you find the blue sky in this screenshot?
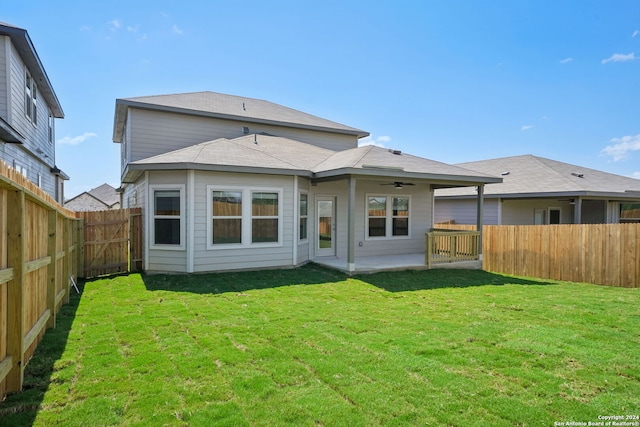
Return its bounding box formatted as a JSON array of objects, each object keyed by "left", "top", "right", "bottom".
[{"left": 4, "top": 0, "right": 640, "bottom": 197}]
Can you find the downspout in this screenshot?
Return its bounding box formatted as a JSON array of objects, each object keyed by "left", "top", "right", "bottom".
[
  {"left": 476, "top": 184, "right": 484, "bottom": 261},
  {"left": 347, "top": 176, "right": 356, "bottom": 273}
]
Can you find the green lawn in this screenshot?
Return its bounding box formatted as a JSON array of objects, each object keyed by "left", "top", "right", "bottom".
[{"left": 1, "top": 265, "right": 638, "bottom": 426}]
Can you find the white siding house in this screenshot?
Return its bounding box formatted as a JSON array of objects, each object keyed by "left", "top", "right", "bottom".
[
  {"left": 114, "top": 91, "right": 501, "bottom": 273},
  {"left": 0, "top": 22, "right": 68, "bottom": 203}
]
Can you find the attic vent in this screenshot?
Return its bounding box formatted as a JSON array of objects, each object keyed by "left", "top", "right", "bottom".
[
  {"left": 242, "top": 126, "right": 249, "bottom": 134},
  {"left": 571, "top": 172, "right": 584, "bottom": 178},
  {"left": 388, "top": 149, "right": 402, "bottom": 155},
  {"left": 501, "top": 171, "right": 510, "bottom": 176}
]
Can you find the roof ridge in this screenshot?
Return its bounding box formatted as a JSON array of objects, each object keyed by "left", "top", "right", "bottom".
[{"left": 228, "top": 135, "right": 306, "bottom": 170}]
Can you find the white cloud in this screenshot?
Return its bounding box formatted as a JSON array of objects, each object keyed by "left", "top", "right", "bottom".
[
  {"left": 358, "top": 135, "right": 391, "bottom": 148},
  {"left": 127, "top": 25, "right": 139, "bottom": 33},
  {"left": 521, "top": 125, "right": 535, "bottom": 131},
  {"left": 601, "top": 134, "right": 640, "bottom": 161},
  {"left": 79, "top": 25, "right": 91, "bottom": 32},
  {"left": 57, "top": 132, "right": 98, "bottom": 146},
  {"left": 633, "top": 30, "right": 639, "bottom": 38},
  {"left": 108, "top": 19, "right": 121, "bottom": 31},
  {"left": 601, "top": 52, "right": 635, "bottom": 64},
  {"left": 560, "top": 57, "right": 573, "bottom": 64},
  {"left": 172, "top": 24, "right": 183, "bottom": 35},
  {"left": 632, "top": 172, "right": 640, "bottom": 179}
]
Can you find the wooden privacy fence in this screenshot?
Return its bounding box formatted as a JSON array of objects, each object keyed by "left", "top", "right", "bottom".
[
  {"left": 436, "top": 223, "right": 640, "bottom": 288},
  {"left": 0, "top": 161, "right": 80, "bottom": 400},
  {"left": 77, "top": 208, "right": 142, "bottom": 278}
]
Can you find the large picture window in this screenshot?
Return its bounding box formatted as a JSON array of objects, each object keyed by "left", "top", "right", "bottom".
[
  {"left": 207, "top": 186, "right": 282, "bottom": 249},
  {"left": 620, "top": 203, "right": 640, "bottom": 223},
  {"left": 153, "top": 189, "right": 183, "bottom": 246},
  {"left": 366, "top": 195, "right": 411, "bottom": 239}
]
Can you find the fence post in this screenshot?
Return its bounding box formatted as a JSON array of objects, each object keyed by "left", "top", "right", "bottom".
[
  {"left": 77, "top": 217, "right": 84, "bottom": 279},
  {"left": 46, "top": 210, "right": 57, "bottom": 329},
  {"left": 6, "top": 189, "right": 25, "bottom": 392},
  {"left": 63, "top": 218, "right": 70, "bottom": 304}
]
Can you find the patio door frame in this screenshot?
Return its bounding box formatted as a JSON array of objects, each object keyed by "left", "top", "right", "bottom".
[{"left": 316, "top": 195, "right": 336, "bottom": 257}]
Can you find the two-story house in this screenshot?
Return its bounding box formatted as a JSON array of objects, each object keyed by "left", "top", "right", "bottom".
[
  {"left": 0, "top": 22, "right": 67, "bottom": 204},
  {"left": 113, "top": 91, "right": 501, "bottom": 273}
]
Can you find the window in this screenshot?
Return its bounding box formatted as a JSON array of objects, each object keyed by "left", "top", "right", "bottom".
[
  {"left": 366, "top": 195, "right": 411, "bottom": 239},
  {"left": 549, "top": 208, "right": 561, "bottom": 224},
  {"left": 48, "top": 111, "right": 54, "bottom": 143},
  {"left": 368, "top": 196, "right": 387, "bottom": 237},
  {"left": 207, "top": 186, "right": 282, "bottom": 249},
  {"left": 152, "top": 188, "right": 183, "bottom": 247},
  {"left": 13, "top": 161, "right": 27, "bottom": 177},
  {"left": 212, "top": 190, "right": 242, "bottom": 244},
  {"left": 299, "top": 193, "right": 308, "bottom": 240},
  {"left": 392, "top": 197, "right": 410, "bottom": 235},
  {"left": 252, "top": 192, "right": 278, "bottom": 243},
  {"left": 25, "top": 71, "right": 37, "bottom": 125},
  {"left": 620, "top": 203, "right": 640, "bottom": 223}
]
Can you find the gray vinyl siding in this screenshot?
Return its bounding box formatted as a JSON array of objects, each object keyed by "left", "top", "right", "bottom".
[
  {"left": 192, "top": 171, "right": 295, "bottom": 273},
  {"left": 0, "top": 37, "right": 7, "bottom": 118},
  {"left": 0, "top": 39, "right": 58, "bottom": 200},
  {"left": 146, "top": 171, "right": 188, "bottom": 272},
  {"left": 501, "top": 199, "right": 573, "bottom": 225},
  {"left": 309, "top": 180, "right": 433, "bottom": 259},
  {"left": 434, "top": 198, "right": 499, "bottom": 225},
  {"left": 127, "top": 108, "right": 357, "bottom": 163},
  {"left": 0, "top": 141, "right": 56, "bottom": 195}
]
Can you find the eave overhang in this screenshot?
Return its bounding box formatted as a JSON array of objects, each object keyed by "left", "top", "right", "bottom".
[
  {"left": 436, "top": 190, "right": 640, "bottom": 201},
  {"left": 0, "top": 23, "right": 64, "bottom": 118},
  {"left": 0, "top": 116, "right": 26, "bottom": 143}
]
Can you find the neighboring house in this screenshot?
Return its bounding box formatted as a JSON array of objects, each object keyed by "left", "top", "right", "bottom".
[
  {"left": 435, "top": 154, "right": 640, "bottom": 225},
  {"left": 65, "top": 183, "right": 121, "bottom": 211},
  {"left": 0, "top": 22, "right": 68, "bottom": 204},
  {"left": 113, "top": 91, "right": 501, "bottom": 273}
]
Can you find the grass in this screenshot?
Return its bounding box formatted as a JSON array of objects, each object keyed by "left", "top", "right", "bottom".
[{"left": 1, "top": 265, "right": 638, "bottom": 426}]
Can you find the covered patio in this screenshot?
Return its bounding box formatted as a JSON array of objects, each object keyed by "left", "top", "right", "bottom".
[{"left": 313, "top": 251, "right": 483, "bottom": 274}]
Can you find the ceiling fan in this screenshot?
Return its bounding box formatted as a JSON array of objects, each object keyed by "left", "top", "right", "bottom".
[{"left": 380, "top": 181, "right": 415, "bottom": 189}]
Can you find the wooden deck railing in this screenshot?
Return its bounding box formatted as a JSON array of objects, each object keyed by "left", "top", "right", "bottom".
[{"left": 425, "top": 229, "right": 480, "bottom": 267}]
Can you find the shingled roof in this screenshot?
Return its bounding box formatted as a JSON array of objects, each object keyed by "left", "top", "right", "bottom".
[
  {"left": 128, "top": 134, "right": 500, "bottom": 187},
  {"left": 435, "top": 154, "right": 640, "bottom": 199},
  {"left": 113, "top": 91, "right": 368, "bottom": 142}
]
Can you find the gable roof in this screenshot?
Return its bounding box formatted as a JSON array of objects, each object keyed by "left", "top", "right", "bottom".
[
  {"left": 0, "top": 22, "right": 64, "bottom": 118},
  {"left": 65, "top": 183, "right": 119, "bottom": 207},
  {"left": 435, "top": 154, "right": 640, "bottom": 199},
  {"left": 113, "top": 91, "right": 368, "bottom": 142},
  {"left": 127, "top": 134, "right": 501, "bottom": 187}
]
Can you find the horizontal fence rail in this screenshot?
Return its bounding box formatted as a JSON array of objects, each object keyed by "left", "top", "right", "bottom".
[
  {"left": 0, "top": 160, "right": 80, "bottom": 400},
  {"left": 435, "top": 223, "right": 639, "bottom": 288}
]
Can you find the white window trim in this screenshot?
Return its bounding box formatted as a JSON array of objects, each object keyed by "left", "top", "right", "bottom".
[
  {"left": 149, "top": 184, "right": 186, "bottom": 251},
  {"left": 24, "top": 70, "right": 37, "bottom": 125},
  {"left": 365, "top": 193, "right": 412, "bottom": 241},
  {"left": 207, "top": 185, "right": 283, "bottom": 250},
  {"left": 299, "top": 191, "right": 309, "bottom": 242}
]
